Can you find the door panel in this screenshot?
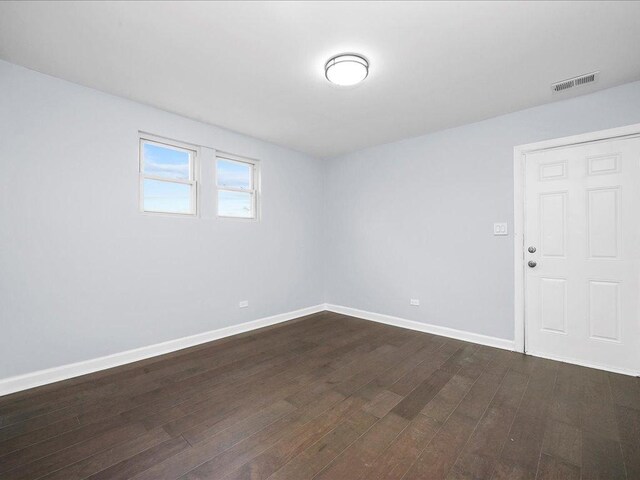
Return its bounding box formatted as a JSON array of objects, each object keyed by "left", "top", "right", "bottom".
[
  {"left": 588, "top": 280, "right": 619, "bottom": 342},
  {"left": 587, "top": 187, "right": 619, "bottom": 258},
  {"left": 540, "top": 278, "right": 567, "bottom": 334},
  {"left": 524, "top": 137, "right": 640, "bottom": 374},
  {"left": 540, "top": 192, "right": 567, "bottom": 257}
]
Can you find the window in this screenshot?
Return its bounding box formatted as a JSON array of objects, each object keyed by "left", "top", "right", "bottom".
[
  {"left": 139, "top": 136, "right": 197, "bottom": 215},
  {"left": 216, "top": 154, "right": 258, "bottom": 219}
]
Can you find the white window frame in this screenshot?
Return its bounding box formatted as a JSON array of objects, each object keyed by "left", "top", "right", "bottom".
[
  {"left": 215, "top": 152, "right": 260, "bottom": 220},
  {"left": 139, "top": 134, "right": 198, "bottom": 216}
]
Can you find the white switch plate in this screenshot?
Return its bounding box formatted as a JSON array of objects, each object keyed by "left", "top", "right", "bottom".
[
  {"left": 493, "top": 223, "right": 508, "bottom": 236},
  {"left": 410, "top": 299, "right": 420, "bottom": 306},
  {"left": 239, "top": 300, "right": 249, "bottom": 308}
]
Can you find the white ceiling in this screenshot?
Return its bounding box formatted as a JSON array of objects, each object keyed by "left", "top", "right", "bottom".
[{"left": 1, "top": 1, "right": 640, "bottom": 158}]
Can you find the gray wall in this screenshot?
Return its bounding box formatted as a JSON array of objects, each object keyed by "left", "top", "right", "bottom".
[
  {"left": 0, "top": 60, "right": 324, "bottom": 378},
  {"left": 324, "top": 80, "right": 640, "bottom": 340},
  {"left": 3, "top": 57, "right": 640, "bottom": 381}
]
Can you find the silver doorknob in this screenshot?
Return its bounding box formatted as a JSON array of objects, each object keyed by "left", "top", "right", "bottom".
[
  {"left": 528, "top": 261, "right": 537, "bottom": 268},
  {"left": 528, "top": 246, "right": 536, "bottom": 253}
]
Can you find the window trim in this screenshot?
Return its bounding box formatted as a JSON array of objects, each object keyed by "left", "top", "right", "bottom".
[
  {"left": 139, "top": 134, "right": 199, "bottom": 217},
  {"left": 215, "top": 152, "right": 260, "bottom": 220}
]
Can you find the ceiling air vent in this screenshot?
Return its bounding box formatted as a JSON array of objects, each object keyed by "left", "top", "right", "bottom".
[{"left": 551, "top": 72, "right": 599, "bottom": 93}]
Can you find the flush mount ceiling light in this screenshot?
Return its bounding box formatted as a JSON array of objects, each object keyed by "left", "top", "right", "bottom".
[{"left": 325, "top": 54, "right": 369, "bottom": 86}]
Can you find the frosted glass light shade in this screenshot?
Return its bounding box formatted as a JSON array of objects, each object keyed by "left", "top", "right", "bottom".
[{"left": 325, "top": 54, "right": 369, "bottom": 86}]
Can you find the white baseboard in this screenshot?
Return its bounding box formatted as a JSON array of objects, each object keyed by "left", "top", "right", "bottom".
[
  {"left": 0, "top": 304, "right": 325, "bottom": 397},
  {"left": 324, "top": 304, "right": 515, "bottom": 351}
]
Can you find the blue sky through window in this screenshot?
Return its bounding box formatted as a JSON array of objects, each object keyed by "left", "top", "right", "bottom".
[
  {"left": 143, "top": 179, "right": 191, "bottom": 214},
  {"left": 143, "top": 142, "right": 190, "bottom": 180},
  {"left": 216, "top": 158, "right": 254, "bottom": 217},
  {"left": 218, "top": 190, "right": 253, "bottom": 218},
  {"left": 217, "top": 159, "right": 251, "bottom": 189}
]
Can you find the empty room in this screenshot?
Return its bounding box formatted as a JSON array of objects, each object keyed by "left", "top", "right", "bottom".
[{"left": 1, "top": 1, "right": 640, "bottom": 479}]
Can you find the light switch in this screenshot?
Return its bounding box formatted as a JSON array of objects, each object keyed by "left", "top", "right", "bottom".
[{"left": 493, "top": 223, "right": 508, "bottom": 236}]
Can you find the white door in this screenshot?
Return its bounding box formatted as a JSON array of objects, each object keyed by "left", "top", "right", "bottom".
[{"left": 524, "top": 136, "right": 640, "bottom": 374}]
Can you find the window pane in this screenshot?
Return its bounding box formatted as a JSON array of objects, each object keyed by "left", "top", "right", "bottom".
[
  {"left": 143, "top": 142, "right": 190, "bottom": 180},
  {"left": 143, "top": 179, "right": 192, "bottom": 214},
  {"left": 217, "top": 158, "right": 252, "bottom": 189},
  {"left": 218, "top": 190, "right": 254, "bottom": 218}
]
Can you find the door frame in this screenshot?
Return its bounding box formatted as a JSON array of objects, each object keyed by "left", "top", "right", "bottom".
[{"left": 513, "top": 122, "right": 640, "bottom": 355}]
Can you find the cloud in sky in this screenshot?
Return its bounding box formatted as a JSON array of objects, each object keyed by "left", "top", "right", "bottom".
[
  {"left": 143, "top": 143, "right": 190, "bottom": 179},
  {"left": 217, "top": 159, "right": 251, "bottom": 189}
]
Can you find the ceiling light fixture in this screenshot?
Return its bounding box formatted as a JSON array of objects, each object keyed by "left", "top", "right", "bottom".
[{"left": 325, "top": 54, "right": 369, "bottom": 86}]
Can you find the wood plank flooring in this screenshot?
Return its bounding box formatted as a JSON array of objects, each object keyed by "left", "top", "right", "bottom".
[{"left": 1, "top": 311, "right": 638, "bottom": 479}]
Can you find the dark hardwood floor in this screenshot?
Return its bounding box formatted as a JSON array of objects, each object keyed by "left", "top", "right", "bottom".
[{"left": 1, "top": 311, "right": 638, "bottom": 479}]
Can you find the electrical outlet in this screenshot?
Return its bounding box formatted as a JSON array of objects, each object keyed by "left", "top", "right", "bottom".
[
  {"left": 410, "top": 299, "right": 420, "bottom": 306},
  {"left": 493, "top": 223, "right": 508, "bottom": 236},
  {"left": 239, "top": 300, "right": 249, "bottom": 308}
]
